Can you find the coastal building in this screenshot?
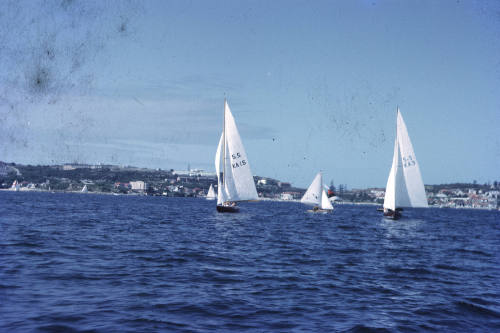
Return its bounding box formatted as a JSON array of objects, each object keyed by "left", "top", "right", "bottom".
[
  {"left": 114, "top": 182, "right": 131, "bottom": 190},
  {"left": 61, "top": 163, "right": 114, "bottom": 171},
  {"left": 130, "top": 181, "right": 147, "bottom": 192},
  {"left": 173, "top": 169, "right": 216, "bottom": 177},
  {"left": 280, "top": 191, "right": 302, "bottom": 200},
  {"left": 280, "top": 193, "right": 294, "bottom": 200}
]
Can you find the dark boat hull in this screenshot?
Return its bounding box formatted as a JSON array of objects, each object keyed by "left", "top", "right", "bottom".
[
  {"left": 216, "top": 205, "right": 239, "bottom": 213},
  {"left": 383, "top": 209, "right": 402, "bottom": 220}
]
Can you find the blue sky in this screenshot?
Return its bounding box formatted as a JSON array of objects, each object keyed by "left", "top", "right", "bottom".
[{"left": 0, "top": 0, "right": 499, "bottom": 188}]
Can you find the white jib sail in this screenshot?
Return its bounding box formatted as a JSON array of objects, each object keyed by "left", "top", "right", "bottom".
[
  {"left": 384, "top": 139, "right": 411, "bottom": 210},
  {"left": 321, "top": 189, "right": 334, "bottom": 210},
  {"left": 301, "top": 172, "right": 322, "bottom": 206},
  {"left": 215, "top": 132, "right": 227, "bottom": 205},
  {"left": 383, "top": 137, "right": 397, "bottom": 210},
  {"left": 383, "top": 109, "right": 428, "bottom": 210}
]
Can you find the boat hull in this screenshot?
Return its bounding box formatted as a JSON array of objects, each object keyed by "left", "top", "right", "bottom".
[
  {"left": 383, "top": 209, "right": 402, "bottom": 220},
  {"left": 216, "top": 205, "right": 239, "bottom": 213}
]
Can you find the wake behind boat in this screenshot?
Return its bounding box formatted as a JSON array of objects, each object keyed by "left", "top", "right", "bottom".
[
  {"left": 215, "top": 99, "right": 258, "bottom": 213},
  {"left": 301, "top": 172, "right": 334, "bottom": 213},
  {"left": 383, "top": 108, "right": 428, "bottom": 219}
]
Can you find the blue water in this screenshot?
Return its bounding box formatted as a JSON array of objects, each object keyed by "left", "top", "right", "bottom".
[{"left": 0, "top": 192, "right": 499, "bottom": 332}]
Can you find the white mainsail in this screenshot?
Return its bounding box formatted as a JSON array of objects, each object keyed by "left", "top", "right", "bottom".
[
  {"left": 81, "top": 185, "right": 88, "bottom": 193},
  {"left": 214, "top": 100, "right": 258, "bottom": 205},
  {"left": 206, "top": 184, "right": 216, "bottom": 200},
  {"left": 301, "top": 172, "right": 323, "bottom": 206},
  {"left": 384, "top": 109, "right": 428, "bottom": 210}
]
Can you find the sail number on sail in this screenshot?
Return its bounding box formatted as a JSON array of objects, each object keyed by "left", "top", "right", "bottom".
[
  {"left": 231, "top": 152, "right": 247, "bottom": 169},
  {"left": 402, "top": 155, "right": 416, "bottom": 168}
]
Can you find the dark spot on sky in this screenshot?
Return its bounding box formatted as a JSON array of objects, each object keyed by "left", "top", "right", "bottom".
[
  {"left": 45, "top": 48, "right": 55, "bottom": 60},
  {"left": 28, "top": 66, "right": 51, "bottom": 95},
  {"left": 118, "top": 18, "right": 129, "bottom": 34}
]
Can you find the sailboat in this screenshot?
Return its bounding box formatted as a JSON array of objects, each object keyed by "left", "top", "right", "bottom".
[
  {"left": 206, "top": 184, "right": 216, "bottom": 200},
  {"left": 215, "top": 99, "right": 258, "bottom": 213},
  {"left": 383, "top": 108, "right": 428, "bottom": 219},
  {"left": 81, "top": 185, "right": 88, "bottom": 193},
  {"left": 10, "top": 180, "right": 20, "bottom": 191},
  {"left": 301, "top": 172, "right": 334, "bottom": 213}
]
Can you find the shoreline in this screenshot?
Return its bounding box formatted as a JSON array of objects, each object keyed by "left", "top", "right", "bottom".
[{"left": 1, "top": 189, "right": 497, "bottom": 211}]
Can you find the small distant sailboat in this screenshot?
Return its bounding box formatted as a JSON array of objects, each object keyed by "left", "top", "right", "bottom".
[
  {"left": 206, "top": 184, "right": 216, "bottom": 200},
  {"left": 383, "top": 108, "right": 428, "bottom": 219},
  {"left": 301, "top": 172, "right": 334, "bottom": 213},
  {"left": 81, "top": 185, "right": 88, "bottom": 193},
  {"left": 10, "top": 180, "right": 20, "bottom": 191},
  {"left": 215, "top": 99, "right": 258, "bottom": 213}
]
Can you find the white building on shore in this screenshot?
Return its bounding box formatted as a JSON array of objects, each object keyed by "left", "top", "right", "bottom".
[{"left": 130, "top": 181, "right": 147, "bottom": 192}]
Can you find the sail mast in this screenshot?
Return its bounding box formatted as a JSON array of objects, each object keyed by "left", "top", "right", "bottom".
[
  {"left": 396, "top": 106, "right": 399, "bottom": 141},
  {"left": 222, "top": 98, "right": 226, "bottom": 204},
  {"left": 394, "top": 107, "right": 399, "bottom": 208}
]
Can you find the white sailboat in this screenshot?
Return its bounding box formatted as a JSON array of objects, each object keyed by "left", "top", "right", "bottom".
[
  {"left": 10, "top": 180, "right": 20, "bottom": 191},
  {"left": 383, "top": 108, "right": 428, "bottom": 219},
  {"left": 301, "top": 172, "right": 334, "bottom": 212},
  {"left": 215, "top": 99, "right": 258, "bottom": 212},
  {"left": 206, "top": 184, "right": 216, "bottom": 200},
  {"left": 81, "top": 185, "right": 88, "bottom": 193}
]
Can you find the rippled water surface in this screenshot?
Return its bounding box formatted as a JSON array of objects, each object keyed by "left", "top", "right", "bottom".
[{"left": 1, "top": 191, "right": 499, "bottom": 332}]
